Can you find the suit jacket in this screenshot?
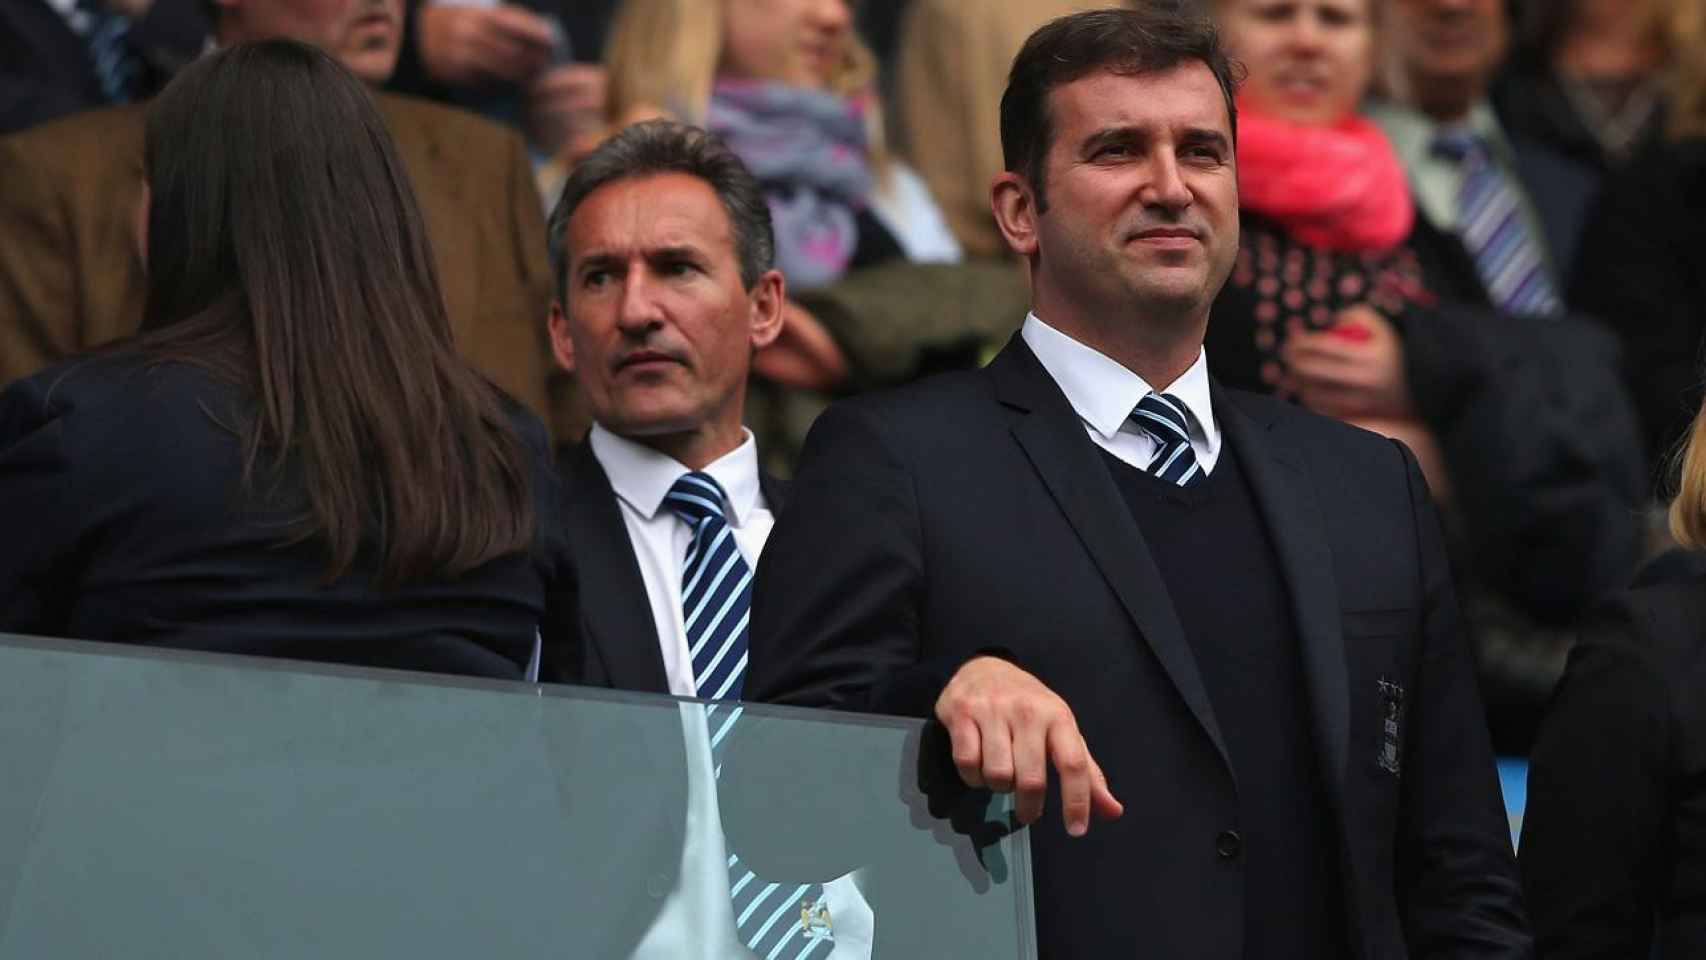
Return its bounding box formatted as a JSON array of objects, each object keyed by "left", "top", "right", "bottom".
[
  {"left": 0, "top": 92, "right": 580, "bottom": 442},
  {"left": 0, "top": 354, "right": 574, "bottom": 679},
  {"left": 0, "top": 0, "right": 206, "bottom": 136},
  {"left": 749, "top": 335, "right": 1531, "bottom": 958},
  {"left": 544, "top": 436, "right": 788, "bottom": 691},
  {"left": 1521, "top": 562, "right": 1706, "bottom": 959}
]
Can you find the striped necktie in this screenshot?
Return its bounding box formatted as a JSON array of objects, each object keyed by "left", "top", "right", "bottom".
[
  {"left": 1431, "top": 130, "right": 1561, "bottom": 318},
  {"left": 75, "top": 0, "right": 140, "bottom": 105},
  {"left": 665, "top": 473, "right": 836, "bottom": 958},
  {"left": 1130, "top": 392, "right": 1203, "bottom": 487}
]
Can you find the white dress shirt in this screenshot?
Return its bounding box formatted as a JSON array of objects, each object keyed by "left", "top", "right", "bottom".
[
  {"left": 587, "top": 424, "right": 873, "bottom": 960},
  {"left": 588, "top": 423, "right": 774, "bottom": 699},
  {"left": 1020, "top": 312, "right": 1222, "bottom": 474}
]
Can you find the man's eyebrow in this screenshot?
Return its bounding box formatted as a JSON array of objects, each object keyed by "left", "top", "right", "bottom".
[
  {"left": 646, "top": 245, "right": 708, "bottom": 262},
  {"left": 1081, "top": 125, "right": 1148, "bottom": 153},
  {"left": 1178, "top": 128, "right": 1232, "bottom": 152}
]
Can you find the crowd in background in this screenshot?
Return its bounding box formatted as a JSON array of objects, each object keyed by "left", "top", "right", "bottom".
[{"left": 3, "top": 0, "right": 1706, "bottom": 954}]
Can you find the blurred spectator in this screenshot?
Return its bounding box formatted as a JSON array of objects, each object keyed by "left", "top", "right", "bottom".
[
  {"left": 0, "top": 40, "right": 573, "bottom": 679},
  {"left": 388, "top": 0, "right": 617, "bottom": 160},
  {"left": 1568, "top": 0, "right": 1706, "bottom": 479},
  {"left": 1369, "top": 0, "right": 1596, "bottom": 289},
  {"left": 598, "top": 0, "right": 960, "bottom": 287},
  {"left": 1520, "top": 390, "right": 1706, "bottom": 958},
  {"left": 0, "top": 0, "right": 208, "bottom": 135},
  {"left": 1207, "top": 0, "right": 1647, "bottom": 754},
  {"left": 894, "top": 0, "right": 1107, "bottom": 257},
  {"left": 1494, "top": 0, "right": 1668, "bottom": 177},
  {"left": 0, "top": 0, "right": 574, "bottom": 443}
]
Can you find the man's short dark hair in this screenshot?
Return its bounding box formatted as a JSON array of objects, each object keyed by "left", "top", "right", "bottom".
[
  {"left": 546, "top": 120, "right": 776, "bottom": 305},
  {"left": 999, "top": 3, "right": 1243, "bottom": 211}
]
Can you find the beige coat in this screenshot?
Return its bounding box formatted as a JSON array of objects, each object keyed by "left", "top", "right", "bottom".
[
  {"left": 0, "top": 94, "right": 582, "bottom": 441},
  {"left": 895, "top": 0, "right": 1108, "bottom": 258}
]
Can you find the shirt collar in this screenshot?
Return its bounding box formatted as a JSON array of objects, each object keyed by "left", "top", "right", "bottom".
[
  {"left": 1020, "top": 312, "right": 1218, "bottom": 447},
  {"left": 1368, "top": 98, "right": 1519, "bottom": 174},
  {"left": 588, "top": 423, "right": 763, "bottom": 526}
]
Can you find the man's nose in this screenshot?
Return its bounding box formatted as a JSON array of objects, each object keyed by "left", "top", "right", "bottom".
[
  {"left": 1141, "top": 153, "right": 1193, "bottom": 212},
  {"left": 615, "top": 269, "right": 665, "bottom": 332}
]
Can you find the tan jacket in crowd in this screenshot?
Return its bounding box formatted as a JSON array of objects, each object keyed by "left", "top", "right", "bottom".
[
  {"left": 895, "top": 0, "right": 1107, "bottom": 258},
  {"left": 0, "top": 94, "right": 583, "bottom": 442}
]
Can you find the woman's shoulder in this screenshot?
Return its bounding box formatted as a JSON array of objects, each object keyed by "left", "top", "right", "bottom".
[
  {"left": 1575, "top": 563, "right": 1706, "bottom": 693},
  {"left": 1, "top": 353, "right": 242, "bottom": 458}
]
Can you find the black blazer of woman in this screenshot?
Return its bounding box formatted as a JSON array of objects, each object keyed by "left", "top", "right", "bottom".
[
  {"left": 0, "top": 354, "right": 575, "bottom": 680},
  {"left": 1521, "top": 555, "right": 1706, "bottom": 958}
]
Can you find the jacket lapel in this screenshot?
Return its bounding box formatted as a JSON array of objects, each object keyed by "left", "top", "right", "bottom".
[
  {"left": 1214, "top": 386, "right": 1350, "bottom": 810},
  {"left": 560, "top": 442, "right": 672, "bottom": 695},
  {"left": 988, "top": 338, "right": 1230, "bottom": 770}
]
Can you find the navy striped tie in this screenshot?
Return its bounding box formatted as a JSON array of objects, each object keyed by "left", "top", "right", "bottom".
[
  {"left": 76, "top": 0, "right": 139, "bottom": 105},
  {"left": 1130, "top": 392, "right": 1203, "bottom": 486},
  {"left": 665, "top": 473, "right": 835, "bottom": 958},
  {"left": 1431, "top": 131, "right": 1561, "bottom": 318}
]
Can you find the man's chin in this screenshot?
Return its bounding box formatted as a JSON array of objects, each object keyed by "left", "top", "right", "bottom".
[{"left": 343, "top": 47, "right": 401, "bottom": 87}]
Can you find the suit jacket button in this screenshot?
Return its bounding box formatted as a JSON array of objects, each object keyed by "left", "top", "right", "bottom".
[
  {"left": 1216, "top": 829, "right": 1243, "bottom": 860},
  {"left": 647, "top": 873, "right": 671, "bottom": 899}
]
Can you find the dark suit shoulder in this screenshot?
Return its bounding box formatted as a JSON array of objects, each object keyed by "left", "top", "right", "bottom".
[
  {"left": 1220, "top": 385, "right": 1414, "bottom": 471},
  {"left": 812, "top": 366, "right": 995, "bottom": 448}
]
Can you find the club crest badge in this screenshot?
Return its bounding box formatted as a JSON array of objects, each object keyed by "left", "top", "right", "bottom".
[
  {"left": 799, "top": 895, "right": 833, "bottom": 939},
  {"left": 1377, "top": 677, "right": 1405, "bottom": 776}
]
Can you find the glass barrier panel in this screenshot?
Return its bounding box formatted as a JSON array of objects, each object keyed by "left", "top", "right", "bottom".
[{"left": 0, "top": 633, "right": 1034, "bottom": 958}]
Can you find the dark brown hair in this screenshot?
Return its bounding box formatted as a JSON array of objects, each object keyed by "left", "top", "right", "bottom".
[
  {"left": 547, "top": 120, "right": 774, "bottom": 305},
  {"left": 1000, "top": 3, "right": 1242, "bottom": 211},
  {"left": 137, "top": 39, "right": 535, "bottom": 587}
]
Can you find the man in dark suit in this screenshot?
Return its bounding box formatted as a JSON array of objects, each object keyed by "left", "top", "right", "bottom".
[
  {"left": 540, "top": 121, "right": 876, "bottom": 959},
  {"left": 749, "top": 7, "right": 1532, "bottom": 958},
  {"left": 0, "top": 0, "right": 207, "bottom": 135},
  {"left": 0, "top": 0, "right": 575, "bottom": 443}
]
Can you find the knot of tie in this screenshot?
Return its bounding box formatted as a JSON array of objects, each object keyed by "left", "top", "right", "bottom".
[
  {"left": 1130, "top": 392, "right": 1202, "bottom": 487},
  {"left": 664, "top": 471, "right": 729, "bottom": 528},
  {"left": 1430, "top": 129, "right": 1489, "bottom": 165}
]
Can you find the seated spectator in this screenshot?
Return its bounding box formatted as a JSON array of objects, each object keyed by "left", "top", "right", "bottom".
[
  {"left": 1520, "top": 389, "right": 1706, "bottom": 958},
  {"left": 1369, "top": 0, "right": 1598, "bottom": 291},
  {"left": 0, "top": 40, "right": 573, "bottom": 679},
  {"left": 1569, "top": 0, "right": 1706, "bottom": 479},
  {"left": 1206, "top": 0, "right": 1647, "bottom": 754},
  {"left": 595, "top": 0, "right": 960, "bottom": 288},
  {"left": 0, "top": 0, "right": 574, "bottom": 444},
  {"left": 0, "top": 0, "right": 207, "bottom": 135},
  {"left": 1494, "top": 0, "right": 1668, "bottom": 178},
  {"left": 893, "top": 0, "right": 1108, "bottom": 257}
]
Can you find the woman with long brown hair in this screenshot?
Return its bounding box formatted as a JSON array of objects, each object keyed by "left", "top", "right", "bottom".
[{"left": 0, "top": 39, "right": 572, "bottom": 679}]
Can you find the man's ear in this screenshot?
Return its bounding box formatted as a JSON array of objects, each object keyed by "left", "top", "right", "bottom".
[
  {"left": 747, "top": 269, "right": 786, "bottom": 351},
  {"left": 991, "top": 172, "right": 1040, "bottom": 258},
  {"left": 547, "top": 301, "right": 576, "bottom": 372}
]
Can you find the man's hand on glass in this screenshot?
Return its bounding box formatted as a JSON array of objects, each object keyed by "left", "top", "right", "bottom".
[{"left": 934, "top": 656, "right": 1124, "bottom": 837}]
